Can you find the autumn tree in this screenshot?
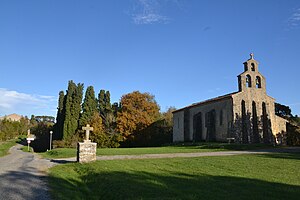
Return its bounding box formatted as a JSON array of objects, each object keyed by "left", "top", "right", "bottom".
[
  {"left": 117, "top": 91, "right": 160, "bottom": 138},
  {"left": 80, "top": 86, "right": 97, "bottom": 127}
]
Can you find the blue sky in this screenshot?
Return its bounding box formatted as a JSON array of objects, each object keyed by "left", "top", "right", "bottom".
[{"left": 0, "top": 0, "right": 299, "bottom": 117}]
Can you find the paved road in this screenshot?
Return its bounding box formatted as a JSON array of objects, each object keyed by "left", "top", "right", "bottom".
[{"left": 0, "top": 144, "right": 54, "bottom": 200}]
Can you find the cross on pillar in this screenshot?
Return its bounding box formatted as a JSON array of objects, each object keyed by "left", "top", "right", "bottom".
[{"left": 82, "top": 124, "right": 93, "bottom": 141}]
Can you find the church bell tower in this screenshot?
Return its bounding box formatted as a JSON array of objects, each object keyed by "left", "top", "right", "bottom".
[{"left": 238, "top": 53, "right": 266, "bottom": 93}]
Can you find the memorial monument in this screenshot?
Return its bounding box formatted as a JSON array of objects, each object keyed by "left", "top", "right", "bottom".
[{"left": 77, "top": 124, "right": 97, "bottom": 163}]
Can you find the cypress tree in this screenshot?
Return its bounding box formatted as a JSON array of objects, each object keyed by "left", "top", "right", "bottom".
[
  {"left": 54, "top": 91, "right": 65, "bottom": 140},
  {"left": 80, "top": 86, "right": 97, "bottom": 127},
  {"left": 98, "top": 90, "right": 106, "bottom": 116},
  {"left": 105, "top": 91, "right": 112, "bottom": 112},
  {"left": 63, "top": 81, "right": 84, "bottom": 141}
]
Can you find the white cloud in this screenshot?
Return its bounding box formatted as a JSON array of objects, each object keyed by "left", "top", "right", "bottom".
[
  {"left": 0, "top": 88, "right": 57, "bottom": 117},
  {"left": 287, "top": 8, "right": 300, "bottom": 29},
  {"left": 131, "top": 0, "right": 170, "bottom": 24}
]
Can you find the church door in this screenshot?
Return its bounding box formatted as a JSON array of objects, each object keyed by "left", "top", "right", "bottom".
[{"left": 193, "top": 112, "right": 202, "bottom": 142}]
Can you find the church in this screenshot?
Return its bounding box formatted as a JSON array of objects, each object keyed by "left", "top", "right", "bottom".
[{"left": 173, "top": 54, "right": 287, "bottom": 144}]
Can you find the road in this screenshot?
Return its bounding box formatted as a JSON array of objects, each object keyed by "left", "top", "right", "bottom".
[{"left": 0, "top": 144, "right": 54, "bottom": 200}]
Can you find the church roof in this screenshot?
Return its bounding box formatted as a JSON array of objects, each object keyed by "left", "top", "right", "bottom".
[{"left": 173, "top": 92, "right": 238, "bottom": 113}]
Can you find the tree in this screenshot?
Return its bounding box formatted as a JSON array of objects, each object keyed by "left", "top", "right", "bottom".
[
  {"left": 117, "top": 91, "right": 160, "bottom": 138},
  {"left": 275, "top": 103, "right": 292, "bottom": 118},
  {"left": 54, "top": 91, "right": 65, "bottom": 140},
  {"left": 63, "top": 81, "right": 84, "bottom": 141},
  {"left": 80, "top": 86, "right": 98, "bottom": 127},
  {"left": 98, "top": 89, "right": 106, "bottom": 116},
  {"left": 162, "top": 107, "right": 176, "bottom": 127}
]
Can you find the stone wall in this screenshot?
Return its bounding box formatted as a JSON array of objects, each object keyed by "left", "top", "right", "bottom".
[{"left": 173, "top": 97, "right": 233, "bottom": 142}]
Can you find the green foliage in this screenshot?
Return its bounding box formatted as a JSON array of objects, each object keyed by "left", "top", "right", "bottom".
[
  {"left": 123, "top": 119, "right": 172, "bottom": 147},
  {"left": 275, "top": 103, "right": 292, "bottom": 118},
  {"left": 80, "top": 86, "right": 97, "bottom": 127},
  {"left": 98, "top": 89, "right": 106, "bottom": 116},
  {"left": 39, "top": 148, "right": 76, "bottom": 159},
  {"left": 0, "top": 117, "right": 30, "bottom": 141},
  {"left": 49, "top": 153, "right": 300, "bottom": 200},
  {"left": 286, "top": 123, "right": 300, "bottom": 146},
  {"left": 54, "top": 91, "right": 65, "bottom": 140},
  {"left": 0, "top": 139, "right": 17, "bottom": 157},
  {"left": 31, "top": 122, "right": 53, "bottom": 152},
  {"left": 63, "top": 81, "right": 84, "bottom": 141}
]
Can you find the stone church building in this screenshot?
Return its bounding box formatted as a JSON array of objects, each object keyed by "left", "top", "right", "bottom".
[{"left": 173, "top": 54, "right": 287, "bottom": 144}]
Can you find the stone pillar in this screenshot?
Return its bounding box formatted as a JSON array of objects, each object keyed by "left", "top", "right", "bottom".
[
  {"left": 77, "top": 124, "right": 97, "bottom": 163},
  {"left": 77, "top": 141, "right": 97, "bottom": 163}
]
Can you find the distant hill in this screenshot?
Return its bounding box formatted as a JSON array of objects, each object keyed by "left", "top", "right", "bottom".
[{"left": 0, "top": 113, "right": 23, "bottom": 122}]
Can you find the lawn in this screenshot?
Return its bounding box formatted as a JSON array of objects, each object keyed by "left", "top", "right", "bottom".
[
  {"left": 0, "top": 139, "right": 17, "bottom": 157},
  {"left": 40, "top": 143, "right": 275, "bottom": 159},
  {"left": 48, "top": 152, "right": 300, "bottom": 200}
]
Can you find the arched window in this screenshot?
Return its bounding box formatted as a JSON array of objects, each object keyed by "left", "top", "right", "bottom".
[
  {"left": 256, "top": 76, "right": 261, "bottom": 88},
  {"left": 246, "top": 75, "right": 252, "bottom": 87},
  {"left": 251, "top": 63, "right": 255, "bottom": 71},
  {"left": 244, "top": 63, "right": 248, "bottom": 71}
]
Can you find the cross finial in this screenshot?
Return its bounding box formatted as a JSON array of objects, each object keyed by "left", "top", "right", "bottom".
[
  {"left": 82, "top": 124, "right": 93, "bottom": 141},
  {"left": 250, "top": 53, "right": 254, "bottom": 60}
]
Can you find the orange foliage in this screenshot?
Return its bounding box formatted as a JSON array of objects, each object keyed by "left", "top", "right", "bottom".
[{"left": 117, "top": 91, "right": 160, "bottom": 138}]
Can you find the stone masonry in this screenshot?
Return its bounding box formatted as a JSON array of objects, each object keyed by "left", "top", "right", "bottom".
[
  {"left": 77, "top": 124, "right": 97, "bottom": 163},
  {"left": 173, "top": 54, "right": 287, "bottom": 144}
]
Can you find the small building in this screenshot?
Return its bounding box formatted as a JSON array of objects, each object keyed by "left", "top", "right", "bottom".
[
  {"left": 0, "top": 113, "right": 23, "bottom": 122},
  {"left": 173, "top": 54, "right": 287, "bottom": 144}
]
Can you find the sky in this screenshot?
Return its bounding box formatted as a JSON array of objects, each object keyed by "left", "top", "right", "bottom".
[{"left": 0, "top": 0, "right": 300, "bottom": 118}]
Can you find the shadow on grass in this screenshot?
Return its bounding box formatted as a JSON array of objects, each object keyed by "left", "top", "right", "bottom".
[
  {"left": 176, "top": 143, "right": 277, "bottom": 151},
  {"left": 257, "top": 152, "right": 300, "bottom": 160},
  {"left": 0, "top": 169, "right": 50, "bottom": 200},
  {"left": 49, "top": 168, "right": 300, "bottom": 200},
  {"left": 50, "top": 159, "right": 76, "bottom": 164}
]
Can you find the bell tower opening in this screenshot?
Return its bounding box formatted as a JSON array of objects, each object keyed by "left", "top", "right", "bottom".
[{"left": 238, "top": 53, "right": 266, "bottom": 93}]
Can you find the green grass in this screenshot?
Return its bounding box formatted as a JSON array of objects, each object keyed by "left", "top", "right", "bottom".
[
  {"left": 0, "top": 139, "right": 17, "bottom": 157},
  {"left": 39, "top": 148, "right": 77, "bottom": 159},
  {"left": 48, "top": 152, "right": 300, "bottom": 200},
  {"left": 20, "top": 145, "right": 33, "bottom": 152},
  {"left": 39, "top": 143, "right": 276, "bottom": 159}
]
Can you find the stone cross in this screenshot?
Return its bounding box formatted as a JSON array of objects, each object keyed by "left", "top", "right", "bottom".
[
  {"left": 250, "top": 53, "right": 254, "bottom": 60},
  {"left": 82, "top": 124, "right": 93, "bottom": 141}
]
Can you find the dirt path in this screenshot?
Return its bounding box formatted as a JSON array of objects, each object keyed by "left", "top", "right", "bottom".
[
  {"left": 95, "top": 147, "right": 300, "bottom": 160},
  {"left": 0, "top": 144, "right": 55, "bottom": 200},
  {"left": 46, "top": 146, "right": 300, "bottom": 162}
]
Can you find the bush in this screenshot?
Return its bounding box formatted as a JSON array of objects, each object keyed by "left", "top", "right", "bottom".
[
  {"left": 286, "top": 123, "right": 300, "bottom": 146},
  {"left": 122, "top": 119, "right": 173, "bottom": 147}
]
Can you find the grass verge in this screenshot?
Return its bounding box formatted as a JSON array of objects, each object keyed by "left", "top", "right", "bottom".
[
  {"left": 0, "top": 140, "right": 17, "bottom": 157},
  {"left": 39, "top": 143, "right": 276, "bottom": 159},
  {"left": 48, "top": 152, "right": 300, "bottom": 200}
]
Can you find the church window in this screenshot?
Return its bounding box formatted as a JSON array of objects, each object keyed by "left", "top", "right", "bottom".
[
  {"left": 251, "top": 63, "right": 255, "bottom": 71},
  {"left": 244, "top": 63, "right": 248, "bottom": 71},
  {"left": 246, "top": 75, "right": 252, "bottom": 87},
  {"left": 256, "top": 76, "right": 261, "bottom": 88}
]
